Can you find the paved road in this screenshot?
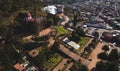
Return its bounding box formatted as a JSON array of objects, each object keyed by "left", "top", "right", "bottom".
[{"left": 96, "top": 7, "right": 105, "bottom": 19}]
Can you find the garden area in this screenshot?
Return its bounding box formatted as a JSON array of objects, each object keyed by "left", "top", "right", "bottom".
[
  {"left": 43, "top": 53, "right": 63, "bottom": 71},
  {"left": 77, "top": 37, "right": 90, "bottom": 50},
  {"left": 67, "top": 29, "right": 90, "bottom": 51},
  {"left": 34, "top": 48, "right": 63, "bottom": 71},
  {"left": 53, "top": 26, "right": 68, "bottom": 36}
]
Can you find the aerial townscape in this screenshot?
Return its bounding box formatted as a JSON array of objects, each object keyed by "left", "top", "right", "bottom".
[{"left": 0, "top": 0, "right": 120, "bottom": 71}]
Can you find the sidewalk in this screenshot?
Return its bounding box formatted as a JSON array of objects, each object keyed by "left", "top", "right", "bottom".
[{"left": 87, "top": 43, "right": 104, "bottom": 70}]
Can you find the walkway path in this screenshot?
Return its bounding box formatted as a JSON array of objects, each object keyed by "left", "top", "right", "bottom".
[
  {"left": 39, "top": 28, "right": 52, "bottom": 37},
  {"left": 48, "top": 37, "right": 55, "bottom": 48},
  {"left": 23, "top": 28, "right": 52, "bottom": 40},
  {"left": 87, "top": 42, "right": 104, "bottom": 70},
  {"left": 59, "top": 44, "right": 81, "bottom": 61}
]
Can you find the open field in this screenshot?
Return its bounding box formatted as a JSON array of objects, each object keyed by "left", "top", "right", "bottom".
[
  {"left": 53, "top": 26, "right": 68, "bottom": 36},
  {"left": 78, "top": 37, "right": 90, "bottom": 50}
]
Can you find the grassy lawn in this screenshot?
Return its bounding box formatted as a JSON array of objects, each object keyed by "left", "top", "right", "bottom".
[
  {"left": 53, "top": 26, "right": 68, "bottom": 36},
  {"left": 78, "top": 37, "right": 90, "bottom": 50},
  {"left": 43, "top": 53, "right": 63, "bottom": 71}
]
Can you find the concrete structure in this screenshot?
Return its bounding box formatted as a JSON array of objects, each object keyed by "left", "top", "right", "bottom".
[
  {"left": 63, "top": 38, "right": 80, "bottom": 50},
  {"left": 42, "top": 5, "right": 57, "bottom": 15}
]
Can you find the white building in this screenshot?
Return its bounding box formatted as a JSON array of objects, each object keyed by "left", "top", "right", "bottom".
[
  {"left": 42, "top": 5, "right": 57, "bottom": 15},
  {"left": 63, "top": 38, "right": 80, "bottom": 50}
]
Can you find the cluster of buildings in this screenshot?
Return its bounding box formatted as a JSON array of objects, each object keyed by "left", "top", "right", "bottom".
[
  {"left": 101, "top": 31, "right": 120, "bottom": 46},
  {"left": 14, "top": 60, "right": 38, "bottom": 71},
  {"left": 12, "top": 0, "right": 120, "bottom": 71}
]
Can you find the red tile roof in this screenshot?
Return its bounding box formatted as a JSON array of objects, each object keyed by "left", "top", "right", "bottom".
[{"left": 14, "top": 63, "right": 26, "bottom": 71}]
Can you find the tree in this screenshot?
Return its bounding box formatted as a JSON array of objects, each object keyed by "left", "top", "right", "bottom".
[
  {"left": 45, "top": 19, "right": 54, "bottom": 28},
  {"left": 88, "top": 42, "right": 95, "bottom": 48},
  {"left": 96, "top": 61, "right": 119, "bottom": 71},
  {"left": 51, "top": 41, "right": 60, "bottom": 52},
  {"left": 97, "top": 52, "right": 108, "bottom": 60},
  {"left": 0, "top": 25, "right": 9, "bottom": 37},
  {"left": 92, "top": 37, "right": 98, "bottom": 43},
  {"left": 70, "top": 62, "right": 88, "bottom": 71},
  {"left": 102, "top": 45, "right": 109, "bottom": 52},
  {"left": 76, "top": 29, "right": 85, "bottom": 37},
  {"left": 73, "top": 15, "right": 77, "bottom": 26},
  {"left": 96, "top": 61, "right": 107, "bottom": 71},
  {"left": 108, "top": 49, "right": 119, "bottom": 61},
  {"left": 93, "top": 32, "right": 99, "bottom": 39},
  {"left": 35, "top": 50, "right": 46, "bottom": 67},
  {"left": 106, "top": 62, "right": 119, "bottom": 71},
  {"left": 29, "top": 22, "right": 39, "bottom": 35},
  {"left": 35, "top": 47, "right": 54, "bottom": 67},
  {"left": 53, "top": 15, "right": 60, "bottom": 25},
  {"left": 84, "top": 47, "right": 92, "bottom": 53},
  {"left": 73, "top": 12, "right": 80, "bottom": 26},
  {"left": 4, "top": 25, "right": 17, "bottom": 43},
  {"left": 70, "top": 31, "right": 80, "bottom": 42}
]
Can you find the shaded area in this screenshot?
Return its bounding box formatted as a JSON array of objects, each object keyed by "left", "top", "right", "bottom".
[{"left": 23, "top": 42, "right": 47, "bottom": 51}]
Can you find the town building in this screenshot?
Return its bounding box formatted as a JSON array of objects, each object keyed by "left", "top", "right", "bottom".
[{"left": 14, "top": 61, "right": 38, "bottom": 71}]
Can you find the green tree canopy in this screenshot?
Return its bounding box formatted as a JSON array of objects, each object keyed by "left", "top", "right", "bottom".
[
  {"left": 70, "top": 62, "right": 88, "bottom": 71},
  {"left": 93, "top": 32, "right": 99, "bottom": 39},
  {"left": 97, "top": 52, "right": 108, "bottom": 60},
  {"left": 108, "top": 49, "right": 119, "bottom": 61},
  {"left": 29, "top": 22, "right": 39, "bottom": 35},
  {"left": 0, "top": 25, "right": 9, "bottom": 37},
  {"left": 102, "top": 45, "right": 109, "bottom": 52},
  {"left": 45, "top": 19, "right": 54, "bottom": 28},
  {"left": 96, "top": 61, "right": 119, "bottom": 71}
]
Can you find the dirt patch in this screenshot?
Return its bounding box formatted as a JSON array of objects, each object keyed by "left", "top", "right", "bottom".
[{"left": 28, "top": 48, "right": 40, "bottom": 57}]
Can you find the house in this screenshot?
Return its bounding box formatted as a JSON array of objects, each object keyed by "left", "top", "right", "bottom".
[
  {"left": 26, "top": 13, "right": 34, "bottom": 22},
  {"left": 23, "top": 13, "right": 34, "bottom": 23},
  {"left": 85, "top": 27, "right": 96, "bottom": 37},
  {"left": 14, "top": 63, "right": 26, "bottom": 71},
  {"left": 102, "top": 32, "right": 113, "bottom": 41},
  {"left": 85, "top": 22, "right": 108, "bottom": 29},
  {"left": 102, "top": 32, "right": 120, "bottom": 46}
]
